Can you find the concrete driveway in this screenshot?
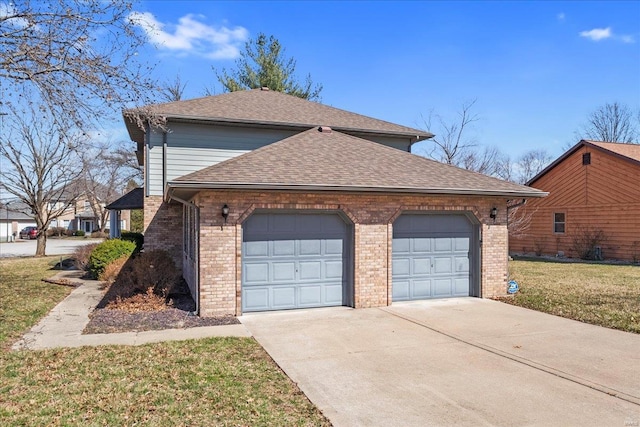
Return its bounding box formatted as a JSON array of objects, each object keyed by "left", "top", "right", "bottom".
[
  {"left": 0, "top": 238, "right": 103, "bottom": 258},
  {"left": 241, "top": 298, "right": 640, "bottom": 426}
]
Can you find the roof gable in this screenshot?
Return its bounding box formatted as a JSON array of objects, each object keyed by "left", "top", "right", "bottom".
[
  {"left": 528, "top": 140, "right": 640, "bottom": 185},
  {"left": 125, "top": 88, "right": 431, "bottom": 145},
  {"left": 170, "top": 127, "right": 545, "bottom": 198}
]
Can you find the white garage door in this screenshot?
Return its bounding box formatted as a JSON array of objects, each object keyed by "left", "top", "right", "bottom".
[
  {"left": 392, "top": 214, "right": 476, "bottom": 301},
  {"left": 242, "top": 212, "right": 351, "bottom": 312}
]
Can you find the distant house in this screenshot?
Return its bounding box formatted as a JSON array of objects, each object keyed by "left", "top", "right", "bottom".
[
  {"left": 50, "top": 181, "right": 130, "bottom": 234},
  {"left": 124, "top": 88, "right": 546, "bottom": 317},
  {"left": 509, "top": 140, "right": 640, "bottom": 261},
  {"left": 0, "top": 203, "right": 36, "bottom": 241}
]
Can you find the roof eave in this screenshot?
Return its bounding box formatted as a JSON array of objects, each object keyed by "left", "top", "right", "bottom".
[
  {"left": 165, "top": 181, "right": 548, "bottom": 201},
  {"left": 160, "top": 114, "right": 433, "bottom": 141}
]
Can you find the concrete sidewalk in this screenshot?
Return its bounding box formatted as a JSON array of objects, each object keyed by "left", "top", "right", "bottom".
[
  {"left": 12, "top": 270, "right": 250, "bottom": 351},
  {"left": 241, "top": 299, "right": 640, "bottom": 427}
]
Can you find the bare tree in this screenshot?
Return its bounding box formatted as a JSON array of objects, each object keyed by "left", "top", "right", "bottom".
[
  {"left": 516, "top": 149, "right": 552, "bottom": 184},
  {"left": 0, "top": 103, "right": 83, "bottom": 256},
  {"left": 422, "top": 99, "right": 480, "bottom": 166},
  {"left": 0, "top": 0, "right": 157, "bottom": 130},
  {"left": 577, "top": 102, "right": 639, "bottom": 143},
  {"left": 159, "top": 75, "right": 188, "bottom": 102},
  {"left": 460, "top": 146, "right": 504, "bottom": 177},
  {"left": 81, "top": 146, "right": 141, "bottom": 233}
]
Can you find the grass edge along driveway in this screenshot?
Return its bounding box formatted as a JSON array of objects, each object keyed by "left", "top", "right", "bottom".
[
  {"left": 0, "top": 257, "right": 330, "bottom": 426},
  {"left": 504, "top": 259, "right": 640, "bottom": 334}
]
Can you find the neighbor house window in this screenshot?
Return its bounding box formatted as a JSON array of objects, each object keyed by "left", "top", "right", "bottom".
[
  {"left": 83, "top": 200, "right": 91, "bottom": 212},
  {"left": 582, "top": 153, "right": 591, "bottom": 165},
  {"left": 554, "top": 212, "right": 565, "bottom": 233}
]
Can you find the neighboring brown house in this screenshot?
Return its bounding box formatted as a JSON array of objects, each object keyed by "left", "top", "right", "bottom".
[
  {"left": 124, "top": 88, "right": 546, "bottom": 317},
  {"left": 509, "top": 140, "right": 640, "bottom": 261}
]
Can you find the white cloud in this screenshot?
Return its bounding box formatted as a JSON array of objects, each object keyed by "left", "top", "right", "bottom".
[
  {"left": 579, "top": 27, "right": 612, "bottom": 41},
  {"left": 128, "top": 11, "right": 248, "bottom": 59},
  {"left": 0, "top": 2, "right": 29, "bottom": 28},
  {"left": 557, "top": 13, "right": 565, "bottom": 22},
  {"left": 579, "top": 27, "right": 635, "bottom": 44}
]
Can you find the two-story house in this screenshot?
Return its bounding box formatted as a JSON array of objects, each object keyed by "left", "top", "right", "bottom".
[{"left": 124, "top": 88, "right": 546, "bottom": 317}]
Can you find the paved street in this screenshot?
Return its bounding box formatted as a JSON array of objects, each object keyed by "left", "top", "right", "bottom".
[{"left": 0, "top": 238, "right": 103, "bottom": 258}]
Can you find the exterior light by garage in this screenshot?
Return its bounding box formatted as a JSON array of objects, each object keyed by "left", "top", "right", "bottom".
[
  {"left": 222, "top": 204, "right": 230, "bottom": 223},
  {"left": 490, "top": 207, "right": 498, "bottom": 222}
]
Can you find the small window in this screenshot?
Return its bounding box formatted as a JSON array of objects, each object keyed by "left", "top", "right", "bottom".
[
  {"left": 582, "top": 153, "right": 591, "bottom": 165},
  {"left": 553, "top": 213, "right": 565, "bottom": 233}
]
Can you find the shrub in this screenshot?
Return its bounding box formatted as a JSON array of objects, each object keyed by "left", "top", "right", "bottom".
[
  {"left": 98, "top": 254, "right": 130, "bottom": 283},
  {"left": 121, "top": 231, "right": 144, "bottom": 252},
  {"left": 74, "top": 230, "right": 86, "bottom": 237},
  {"left": 91, "top": 230, "right": 108, "bottom": 239},
  {"left": 106, "top": 287, "right": 168, "bottom": 312},
  {"left": 127, "top": 249, "right": 179, "bottom": 297},
  {"left": 88, "top": 239, "right": 136, "bottom": 279},
  {"left": 570, "top": 226, "right": 607, "bottom": 260},
  {"left": 72, "top": 242, "right": 100, "bottom": 271},
  {"left": 47, "top": 227, "right": 67, "bottom": 237}
]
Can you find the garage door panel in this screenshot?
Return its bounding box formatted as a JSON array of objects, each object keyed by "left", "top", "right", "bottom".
[
  {"left": 433, "top": 278, "right": 453, "bottom": 296},
  {"left": 434, "top": 257, "right": 453, "bottom": 274},
  {"left": 325, "top": 261, "right": 343, "bottom": 278},
  {"left": 325, "top": 284, "right": 343, "bottom": 304},
  {"left": 300, "top": 239, "right": 321, "bottom": 255},
  {"left": 245, "top": 263, "right": 269, "bottom": 283},
  {"left": 245, "top": 241, "right": 269, "bottom": 257},
  {"left": 413, "top": 279, "right": 432, "bottom": 299},
  {"left": 325, "top": 239, "right": 343, "bottom": 255},
  {"left": 413, "top": 238, "right": 431, "bottom": 252},
  {"left": 413, "top": 257, "right": 431, "bottom": 274},
  {"left": 272, "top": 287, "right": 296, "bottom": 308},
  {"left": 434, "top": 238, "right": 452, "bottom": 252},
  {"left": 455, "top": 256, "right": 470, "bottom": 273},
  {"left": 244, "top": 288, "right": 270, "bottom": 311},
  {"left": 454, "top": 237, "right": 470, "bottom": 252},
  {"left": 243, "top": 213, "right": 350, "bottom": 312},
  {"left": 392, "top": 214, "right": 474, "bottom": 302},
  {"left": 298, "top": 285, "right": 322, "bottom": 305},
  {"left": 273, "top": 240, "right": 295, "bottom": 256},
  {"left": 299, "top": 261, "right": 322, "bottom": 280},
  {"left": 393, "top": 258, "right": 410, "bottom": 276},
  {"left": 454, "top": 278, "right": 470, "bottom": 294},
  {"left": 393, "top": 280, "right": 410, "bottom": 300},
  {"left": 272, "top": 262, "right": 295, "bottom": 281}
]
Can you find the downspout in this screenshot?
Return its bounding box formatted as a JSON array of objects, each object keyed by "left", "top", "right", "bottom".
[
  {"left": 162, "top": 132, "right": 168, "bottom": 192},
  {"left": 169, "top": 194, "right": 200, "bottom": 316}
]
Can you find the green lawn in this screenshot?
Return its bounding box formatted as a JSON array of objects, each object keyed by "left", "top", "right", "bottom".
[
  {"left": 0, "top": 258, "right": 330, "bottom": 426},
  {"left": 505, "top": 259, "right": 640, "bottom": 333}
]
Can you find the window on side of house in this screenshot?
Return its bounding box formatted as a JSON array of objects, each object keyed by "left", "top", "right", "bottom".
[
  {"left": 553, "top": 212, "right": 565, "bottom": 233},
  {"left": 582, "top": 153, "right": 591, "bottom": 165}
]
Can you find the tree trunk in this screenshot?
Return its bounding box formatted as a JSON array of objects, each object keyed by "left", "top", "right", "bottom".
[{"left": 35, "top": 233, "right": 47, "bottom": 257}]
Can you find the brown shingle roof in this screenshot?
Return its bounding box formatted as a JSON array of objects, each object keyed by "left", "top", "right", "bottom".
[
  {"left": 169, "top": 127, "right": 546, "bottom": 198},
  {"left": 527, "top": 139, "right": 640, "bottom": 185},
  {"left": 125, "top": 88, "right": 431, "bottom": 145},
  {"left": 585, "top": 140, "right": 640, "bottom": 162}
]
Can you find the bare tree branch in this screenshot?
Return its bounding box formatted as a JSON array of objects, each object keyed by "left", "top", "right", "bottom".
[{"left": 576, "top": 102, "right": 639, "bottom": 143}]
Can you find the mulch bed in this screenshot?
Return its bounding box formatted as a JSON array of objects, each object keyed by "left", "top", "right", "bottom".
[{"left": 83, "top": 279, "right": 240, "bottom": 335}]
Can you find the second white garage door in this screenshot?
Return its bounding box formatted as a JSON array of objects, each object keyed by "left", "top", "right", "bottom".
[
  {"left": 242, "top": 212, "right": 351, "bottom": 312},
  {"left": 392, "top": 214, "right": 476, "bottom": 301}
]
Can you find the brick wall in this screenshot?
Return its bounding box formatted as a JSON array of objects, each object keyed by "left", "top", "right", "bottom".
[
  {"left": 144, "top": 195, "right": 183, "bottom": 271},
  {"left": 147, "top": 190, "right": 510, "bottom": 316}
]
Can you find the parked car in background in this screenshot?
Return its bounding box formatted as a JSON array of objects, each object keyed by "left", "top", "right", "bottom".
[{"left": 19, "top": 226, "right": 37, "bottom": 239}]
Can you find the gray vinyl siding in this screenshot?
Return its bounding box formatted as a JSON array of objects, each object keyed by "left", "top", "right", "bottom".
[
  {"left": 146, "top": 123, "right": 298, "bottom": 196},
  {"left": 362, "top": 135, "right": 413, "bottom": 152}
]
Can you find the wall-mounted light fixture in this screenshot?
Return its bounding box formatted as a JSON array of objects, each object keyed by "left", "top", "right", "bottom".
[
  {"left": 221, "top": 204, "right": 229, "bottom": 223},
  {"left": 490, "top": 207, "right": 497, "bottom": 222}
]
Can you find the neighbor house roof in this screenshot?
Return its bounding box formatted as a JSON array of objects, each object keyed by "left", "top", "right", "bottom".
[
  {"left": 0, "top": 206, "right": 33, "bottom": 221},
  {"left": 527, "top": 139, "right": 640, "bottom": 185},
  {"left": 168, "top": 127, "right": 546, "bottom": 200},
  {"left": 124, "top": 88, "right": 432, "bottom": 146},
  {"left": 105, "top": 188, "right": 144, "bottom": 210}
]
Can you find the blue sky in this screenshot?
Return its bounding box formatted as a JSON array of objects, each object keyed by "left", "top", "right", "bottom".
[{"left": 126, "top": 0, "right": 640, "bottom": 159}]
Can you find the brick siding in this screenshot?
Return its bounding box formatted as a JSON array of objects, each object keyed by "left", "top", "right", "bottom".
[{"left": 144, "top": 190, "right": 510, "bottom": 316}]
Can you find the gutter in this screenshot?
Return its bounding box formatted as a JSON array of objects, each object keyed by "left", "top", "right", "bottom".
[{"left": 166, "top": 181, "right": 549, "bottom": 200}]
